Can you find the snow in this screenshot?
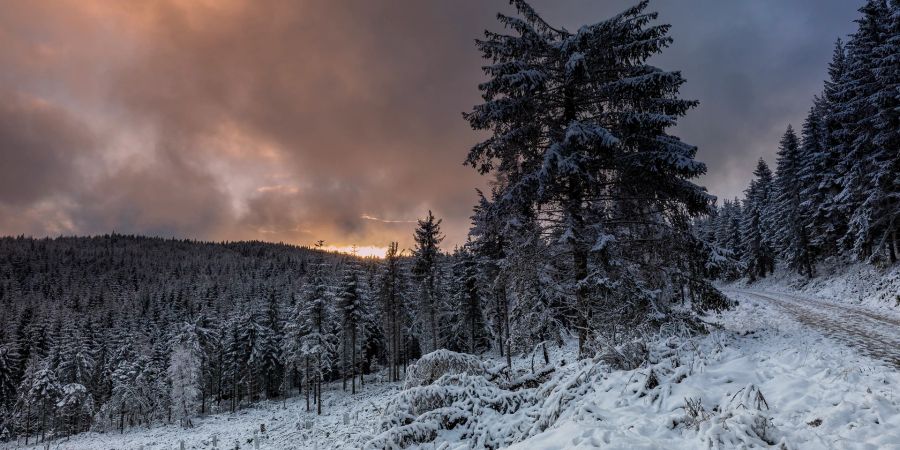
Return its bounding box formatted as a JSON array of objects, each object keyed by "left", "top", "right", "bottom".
[
  {"left": 13, "top": 285, "right": 899, "bottom": 450},
  {"left": 727, "top": 262, "right": 900, "bottom": 311},
  {"left": 10, "top": 379, "right": 403, "bottom": 450},
  {"left": 508, "top": 290, "right": 900, "bottom": 449}
]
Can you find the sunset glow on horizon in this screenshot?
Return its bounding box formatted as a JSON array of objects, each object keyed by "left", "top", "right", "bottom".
[{"left": 322, "top": 245, "right": 389, "bottom": 259}]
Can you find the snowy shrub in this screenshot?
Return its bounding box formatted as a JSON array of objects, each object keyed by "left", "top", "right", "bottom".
[
  {"left": 403, "top": 350, "right": 486, "bottom": 389},
  {"left": 599, "top": 340, "right": 648, "bottom": 370},
  {"left": 698, "top": 384, "right": 782, "bottom": 448},
  {"left": 682, "top": 396, "right": 709, "bottom": 430},
  {"left": 367, "top": 372, "right": 532, "bottom": 449}
]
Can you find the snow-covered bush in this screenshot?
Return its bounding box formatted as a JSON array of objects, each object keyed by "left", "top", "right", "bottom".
[
  {"left": 368, "top": 372, "right": 531, "bottom": 449},
  {"left": 403, "top": 350, "right": 486, "bottom": 389},
  {"left": 698, "top": 384, "right": 783, "bottom": 448},
  {"left": 599, "top": 340, "right": 649, "bottom": 370}
]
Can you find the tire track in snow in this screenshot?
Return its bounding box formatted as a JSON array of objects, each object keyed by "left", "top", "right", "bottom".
[{"left": 729, "top": 289, "right": 900, "bottom": 369}]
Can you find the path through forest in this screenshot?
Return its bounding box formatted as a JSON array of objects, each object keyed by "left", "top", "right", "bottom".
[{"left": 728, "top": 289, "right": 900, "bottom": 368}]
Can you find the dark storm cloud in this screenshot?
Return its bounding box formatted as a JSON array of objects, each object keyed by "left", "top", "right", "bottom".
[{"left": 0, "top": 0, "right": 863, "bottom": 248}]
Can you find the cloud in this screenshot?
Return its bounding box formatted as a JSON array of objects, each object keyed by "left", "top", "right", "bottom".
[
  {"left": 361, "top": 214, "right": 417, "bottom": 224},
  {"left": 0, "top": 90, "right": 96, "bottom": 206},
  {"left": 0, "top": 0, "right": 864, "bottom": 246}
]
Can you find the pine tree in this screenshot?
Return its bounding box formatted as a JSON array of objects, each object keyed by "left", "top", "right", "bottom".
[
  {"left": 807, "top": 40, "right": 851, "bottom": 257},
  {"left": 102, "top": 345, "right": 145, "bottom": 433},
  {"left": 13, "top": 356, "right": 62, "bottom": 443},
  {"left": 446, "top": 245, "right": 490, "bottom": 354},
  {"left": 741, "top": 159, "right": 776, "bottom": 281},
  {"left": 796, "top": 99, "right": 827, "bottom": 267},
  {"left": 248, "top": 305, "right": 282, "bottom": 400},
  {"left": 464, "top": 0, "right": 713, "bottom": 356},
  {"left": 168, "top": 321, "right": 204, "bottom": 427},
  {"left": 281, "top": 298, "right": 307, "bottom": 401},
  {"left": 298, "top": 249, "right": 335, "bottom": 415},
  {"left": 412, "top": 211, "right": 445, "bottom": 353},
  {"left": 0, "top": 345, "right": 18, "bottom": 411},
  {"left": 56, "top": 383, "right": 94, "bottom": 437},
  {"left": 56, "top": 328, "right": 95, "bottom": 390},
  {"left": 842, "top": 0, "right": 899, "bottom": 261},
  {"left": 378, "top": 242, "right": 407, "bottom": 382},
  {"left": 222, "top": 311, "right": 248, "bottom": 413},
  {"left": 709, "top": 199, "right": 741, "bottom": 279},
  {"left": 771, "top": 126, "right": 815, "bottom": 276},
  {"left": 468, "top": 190, "right": 513, "bottom": 369},
  {"left": 336, "top": 261, "right": 363, "bottom": 394}
]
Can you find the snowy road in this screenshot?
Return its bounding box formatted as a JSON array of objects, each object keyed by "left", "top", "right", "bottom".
[{"left": 731, "top": 289, "right": 900, "bottom": 368}]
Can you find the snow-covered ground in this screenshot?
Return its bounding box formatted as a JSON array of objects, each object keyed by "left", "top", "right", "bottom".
[
  {"left": 510, "top": 290, "right": 900, "bottom": 449},
  {"left": 9, "top": 378, "right": 403, "bottom": 450},
  {"left": 13, "top": 286, "right": 900, "bottom": 450},
  {"left": 728, "top": 262, "right": 900, "bottom": 311}
]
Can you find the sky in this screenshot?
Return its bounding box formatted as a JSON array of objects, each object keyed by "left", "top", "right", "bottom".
[{"left": 0, "top": 0, "right": 862, "bottom": 254}]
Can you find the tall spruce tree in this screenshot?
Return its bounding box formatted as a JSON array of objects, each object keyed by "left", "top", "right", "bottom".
[
  {"left": 336, "top": 260, "right": 363, "bottom": 394},
  {"left": 446, "top": 245, "right": 490, "bottom": 355},
  {"left": 842, "top": 0, "right": 898, "bottom": 261},
  {"left": 741, "top": 159, "right": 776, "bottom": 281},
  {"left": 412, "top": 211, "right": 445, "bottom": 353},
  {"left": 465, "top": 0, "right": 714, "bottom": 356},
  {"left": 771, "top": 126, "right": 814, "bottom": 276},
  {"left": 378, "top": 242, "right": 408, "bottom": 382}
]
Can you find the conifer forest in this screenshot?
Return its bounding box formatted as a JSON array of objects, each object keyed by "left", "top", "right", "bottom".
[{"left": 0, "top": 1, "right": 898, "bottom": 448}]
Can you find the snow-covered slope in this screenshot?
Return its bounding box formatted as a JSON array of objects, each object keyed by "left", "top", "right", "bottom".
[
  {"left": 727, "top": 263, "right": 900, "bottom": 311},
  {"left": 509, "top": 291, "right": 900, "bottom": 449},
  {"left": 12, "top": 378, "right": 402, "bottom": 450}
]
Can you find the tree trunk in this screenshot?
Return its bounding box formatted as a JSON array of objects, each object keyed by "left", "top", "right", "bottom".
[
  {"left": 316, "top": 374, "right": 322, "bottom": 415},
  {"left": 469, "top": 300, "right": 476, "bottom": 354},
  {"left": 305, "top": 357, "right": 310, "bottom": 412},
  {"left": 342, "top": 336, "right": 347, "bottom": 392},
  {"left": 351, "top": 326, "right": 357, "bottom": 394},
  {"left": 503, "top": 292, "right": 511, "bottom": 372},
  {"left": 889, "top": 229, "right": 897, "bottom": 264},
  {"left": 429, "top": 280, "right": 438, "bottom": 353}
]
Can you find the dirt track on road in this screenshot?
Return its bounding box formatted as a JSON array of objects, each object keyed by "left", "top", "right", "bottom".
[{"left": 729, "top": 289, "right": 900, "bottom": 368}]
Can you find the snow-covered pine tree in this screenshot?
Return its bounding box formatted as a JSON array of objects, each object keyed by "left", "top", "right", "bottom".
[
  {"left": 168, "top": 321, "right": 204, "bottom": 427},
  {"left": 336, "top": 260, "right": 363, "bottom": 394},
  {"left": 841, "top": 0, "right": 898, "bottom": 262},
  {"left": 56, "top": 383, "right": 94, "bottom": 437},
  {"left": 99, "top": 345, "right": 143, "bottom": 433},
  {"left": 796, "top": 99, "right": 827, "bottom": 269},
  {"left": 356, "top": 263, "right": 383, "bottom": 386},
  {"left": 378, "top": 242, "right": 407, "bottom": 382},
  {"left": 446, "top": 245, "right": 490, "bottom": 355},
  {"left": 864, "top": 0, "right": 899, "bottom": 261},
  {"left": 741, "top": 159, "right": 776, "bottom": 281},
  {"left": 808, "top": 40, "right": 851, "bottom": 258},
  {"left": 56, "top": 328, "right": 95, "bottom": 391},
  {"left": 222, "top": 311, "right": 248, "bottom": 413},
  {"left": 711, "top": 198, "right": 743, "bottom": 279},
  {"left": 281, "top": 297, "right": 308, "bottom": 406},
  {"left": 411, "top": 211, "right": 445, "bottom": 353},
  {"left": 298, "top": 249, "right": 335, "bottom": 415},
  {"left": 0, "top": 345, "right": 18, "bottom": 411},
  {"left": 13, "top": 355, "right": 62, "bottom": 443},
  {"left": 771, "top": 126, "right": 815, "bottom": 276},
  {"left": 465, "top": 0, "right": 714, "bottom": 356},
  {"left": 468, "top": 189, "right": 515, "bottom": 369},
  {"left": 248, "top": 300, "right": 282, "bottom": 399}
]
